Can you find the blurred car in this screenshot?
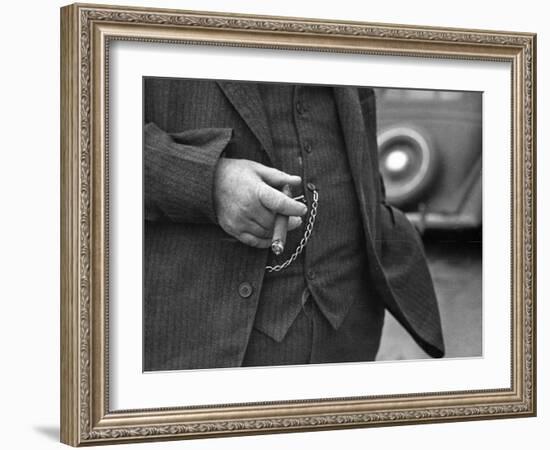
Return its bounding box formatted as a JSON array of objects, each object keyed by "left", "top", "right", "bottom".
[{"left": 372, "top": 88, "right": 482, "bottom": 234}]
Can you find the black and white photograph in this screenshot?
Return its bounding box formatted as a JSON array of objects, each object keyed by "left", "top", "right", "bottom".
[{"left": 143, "top": 78, "right": 482, "bottom": 371}]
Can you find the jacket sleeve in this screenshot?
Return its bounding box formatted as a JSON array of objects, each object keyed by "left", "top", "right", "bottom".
[{"left": 144, "top": 122, "right": 233, "bottom": 224}]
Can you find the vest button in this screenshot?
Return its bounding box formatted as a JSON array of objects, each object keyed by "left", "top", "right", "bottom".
[
  {"left": 307, "top": 270, "right": 316, "bottom": 280},
  {"left": 238, "top": 282, "right": 253, "bottom": 298},
  {"left": 304, "top": 143, "right": 312, "bottom": 153},
  {"left": 296, "top": 101, "right": 306, "bottom": 115}
]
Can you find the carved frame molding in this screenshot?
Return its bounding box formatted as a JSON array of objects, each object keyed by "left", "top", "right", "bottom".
[{"left": 60, "top": 3, "right": 536, "bottom": 446}]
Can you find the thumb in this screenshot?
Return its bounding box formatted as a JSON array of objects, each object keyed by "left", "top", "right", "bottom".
[
  {"left": 288, "top": 216, "right": 303, "bottom": 231},
  {"left": 256, "top": 165, "right": 301, "bottom": 188}
]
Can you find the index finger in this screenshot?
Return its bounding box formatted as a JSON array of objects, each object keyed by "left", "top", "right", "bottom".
[{"left": 257, "top": 184, "right": 307, "bottom": 217}]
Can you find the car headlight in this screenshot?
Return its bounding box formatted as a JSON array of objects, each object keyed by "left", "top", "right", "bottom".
[{"left": 378, "top": 126, "right": 438, "bottom": 208}]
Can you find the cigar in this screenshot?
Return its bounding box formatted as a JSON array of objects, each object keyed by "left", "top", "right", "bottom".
[{"left": 271, "top": 184, "right": 292, "bottom": 255}]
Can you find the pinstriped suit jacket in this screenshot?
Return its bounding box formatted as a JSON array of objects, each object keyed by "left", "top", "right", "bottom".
[{"left": 143, "top": 78, "right": 444, "bottom": 371}]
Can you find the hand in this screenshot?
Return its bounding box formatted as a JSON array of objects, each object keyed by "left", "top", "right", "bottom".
[{"left": 213, "top": 158, "right": 307, "bottom": 248}]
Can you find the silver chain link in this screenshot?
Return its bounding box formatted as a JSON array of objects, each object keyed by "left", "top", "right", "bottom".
[{"left": 265, "top": 189, "right": 318, "bottom": 272}]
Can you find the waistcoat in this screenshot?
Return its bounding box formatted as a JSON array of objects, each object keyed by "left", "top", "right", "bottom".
[{"left": 253, "top": 83, "right": 375, "bottom": 342}]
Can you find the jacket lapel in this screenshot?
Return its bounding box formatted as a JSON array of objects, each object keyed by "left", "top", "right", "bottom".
[
  {"left": 333, "top": 87, "right": 378, "bottom": 238},
  {"left": 217, "top": 81, "right": 278, "bottom": 167}
]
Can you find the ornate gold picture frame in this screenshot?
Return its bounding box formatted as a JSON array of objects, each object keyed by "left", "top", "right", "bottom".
[{"left": 60, "top": 2, "right": 536, "bottom": 446}]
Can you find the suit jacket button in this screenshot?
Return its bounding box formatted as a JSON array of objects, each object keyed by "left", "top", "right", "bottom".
[
  {"left": 296, "top": 101, "right": 306, "bottom": 115},
  {"left": 238, "top": 282, "right": 253, "bottom": 298}
]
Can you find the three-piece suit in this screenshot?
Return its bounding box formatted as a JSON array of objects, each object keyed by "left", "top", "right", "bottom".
[{"left": 143, "top": 78, "right": 444, "bottom": 371}]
